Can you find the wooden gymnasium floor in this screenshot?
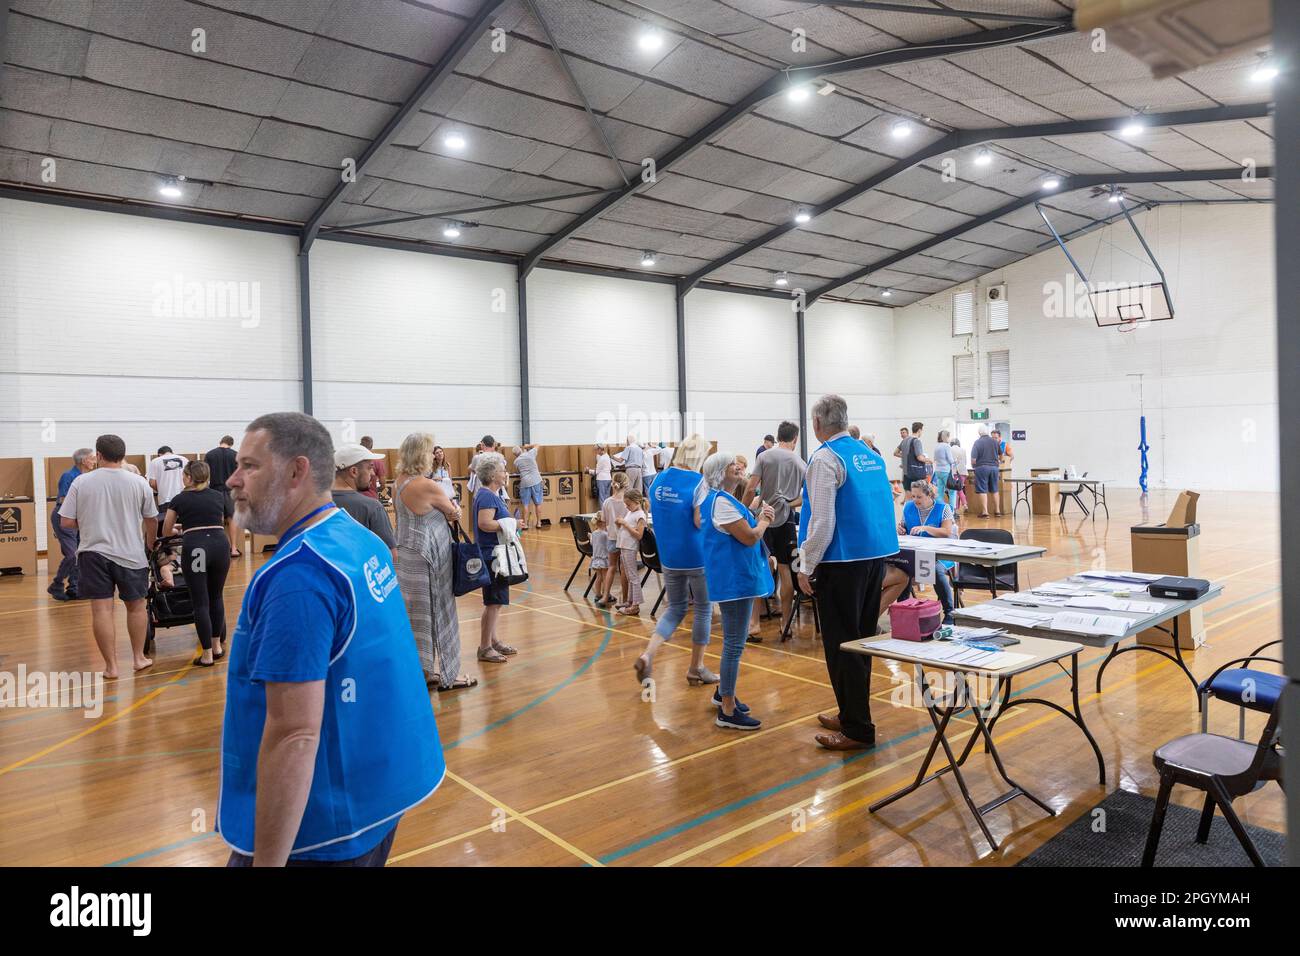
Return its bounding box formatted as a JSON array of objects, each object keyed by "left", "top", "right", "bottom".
[{"left": 0, "top": 488, "right": 1284, "bottom": 867}]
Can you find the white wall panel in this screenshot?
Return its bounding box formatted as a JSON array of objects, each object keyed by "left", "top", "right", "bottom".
[
  {"left": 0, "top": 197, "right": 300, "bottom": 547},
  {"left": 527, "top": 268, "right": 678, "bottom": 444},
  {"left": 310, "top": 239, "right": 520, "bottom": 449},
  {"left": 685, "top": 289, "right": 799, "bottom": 455},
  {"left": 806, "top": 299, "right": 897, "bottom": 447},
  {"left": 889, "top": 203, "right": 1277, "bottom": 491}
]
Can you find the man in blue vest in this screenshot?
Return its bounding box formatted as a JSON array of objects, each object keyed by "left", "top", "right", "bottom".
[
  {"left": 220, "top": 412, "right": 444, "bottom": 866},
  {"left": 796, "top": 394, "right": 898, "bottom": 751}
]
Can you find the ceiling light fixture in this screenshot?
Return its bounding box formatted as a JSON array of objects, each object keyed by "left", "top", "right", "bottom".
[
  {"left": 974, "top": 148, "right": 993, "bottom": 166},
  {"left": 640, "top": 251, "right": 657, "bottom": 268},
  {"left": 1108, "top": 188, "right": 1126, "bottom": 204},
  {"left": 787, "top": 84, "right": 811, "bottom": 103},
  {"left": 158, "top": 175, "right": 185, "bottom": 199},
  {"left": 774, "top": 272, "right": 789, "bottom": 287},
  {"left": 1042, "top": 177, "right": 1061, "bottom": 191},
  {"left": 1120, "top": 117, "right": 1144, "bottom": 138},
  {"left": 794, "top": 207, "right": 811, "bottom": 224},
  {"left": 891, "top": 119, "right": 913, "bottom": 139},
  {"left": 638, "top": 29, "right": 664, "bottom": 52},
  {"left": 881, "top": 288, "right": 893, "bottom": 298},
  {"left": 443, "top": 222, "right": 462, "bottom": 238},
  {"left": 1252, "top": 55, "right": 1279, "bottom": 83},
  {"left": 443, "top": 131, "right": 467, "bottom": 150}
]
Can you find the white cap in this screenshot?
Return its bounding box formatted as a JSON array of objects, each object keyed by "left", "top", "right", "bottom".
[{"left": 335, "top": 443, "right": 385, "bottom": 469}]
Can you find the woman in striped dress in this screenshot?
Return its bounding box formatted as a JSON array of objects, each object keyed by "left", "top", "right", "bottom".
[{"left": 394, "top": 432, "right": 476, "bottom": 691}]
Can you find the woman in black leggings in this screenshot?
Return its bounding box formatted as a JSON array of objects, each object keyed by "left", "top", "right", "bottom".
[{"left": 162, "top": 461, "right": 232, "bottom": 666}]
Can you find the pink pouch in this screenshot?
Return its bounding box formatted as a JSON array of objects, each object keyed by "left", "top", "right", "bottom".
[{"left": 888, "top": 598, "right": 943, "bottom": 641}]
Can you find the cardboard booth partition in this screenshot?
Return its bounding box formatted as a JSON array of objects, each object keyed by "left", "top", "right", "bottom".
[{"left": 0, "top": 458, "right": 38, "bottom": 575}]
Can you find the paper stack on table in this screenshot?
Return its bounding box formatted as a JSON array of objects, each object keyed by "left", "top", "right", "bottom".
[
  {"left": 860, "top": 638, "right": 1035, "bottom": 671},
  {"left": 1050, "top": 612, "right": 1131, "bottom": 638},
  {"left": 960, "top": 605, "right": 1055, "bottom": 627},
  {"left": 896, "top": 536, "right": 1016, "bottom": 555}
]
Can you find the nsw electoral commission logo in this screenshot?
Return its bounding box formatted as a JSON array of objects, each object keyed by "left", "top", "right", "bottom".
[{"left": 363, "top": 555, "right": 399, "bottom": 603}]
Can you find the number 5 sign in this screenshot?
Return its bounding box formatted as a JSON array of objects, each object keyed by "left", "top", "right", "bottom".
[{"left": 914, "top": 550, "right": 936, "bottom": 586}]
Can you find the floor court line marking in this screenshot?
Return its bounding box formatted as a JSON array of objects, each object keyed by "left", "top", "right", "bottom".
[
  {"left": 444, "top": 770, "right": 603, "bottom": 866},
  {"left": 517, "top": 603, "right": 834, "bottom": 689}
]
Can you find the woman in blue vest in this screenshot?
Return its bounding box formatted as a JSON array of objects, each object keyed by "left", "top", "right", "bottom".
[
  {"left": 898, "top": 479, "right": 956, "bottom": 623},
  {"left": 700, "top": 451, "right": 775, "bottom": 731},
  {"left": 635, "top": 434, "right": 716, "bottom": 688}
]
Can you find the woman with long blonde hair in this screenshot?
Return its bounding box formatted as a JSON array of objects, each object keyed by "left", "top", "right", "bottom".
[{"left": 394, "top": 433, "right": 474, "bottom": 691}]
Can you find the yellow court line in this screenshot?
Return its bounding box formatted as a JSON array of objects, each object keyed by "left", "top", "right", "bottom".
[
  {"left": 672, "top": 657, "right": 1170, "bottom": 868},
  {"left": 517, "top": 603, "right": 833, "bottom": 689},
  {"left": 444, "top": 770, "right": 603, "bottom": 867},
  {"left": 0, "top": 668, "right": 191, "bottom": 776},
  {"left": 388, "top": 820, "right": 501, "bottom": 864}
]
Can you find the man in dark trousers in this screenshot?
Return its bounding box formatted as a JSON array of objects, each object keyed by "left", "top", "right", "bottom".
[
  {"left": 206, "top": 435, "right": 241, "bottom": 557},
  {"left": 796, "top": 394, "right": 898, "bottom": 751},
  {"left": 48, "top": 446, "right": 96, "bottom": 601}
]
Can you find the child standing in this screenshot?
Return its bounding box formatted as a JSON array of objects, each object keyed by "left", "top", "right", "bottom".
[
  {"left": 616, "top": 488, "right": 647, "bottom": 616},
  {"left": 595, "top": 472, "right": 630, "bottom": 607},
  {"left": 589, "top": 512, "right": 611, "bottom": 589}
]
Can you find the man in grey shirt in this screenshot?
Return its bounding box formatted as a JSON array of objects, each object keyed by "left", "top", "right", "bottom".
[
  {"left": 512, "top": 444, "right": 545, "bottom": 531},
  {"left": 59, "top": 434, "right": 158, "bottom": 678},
  {"left": 331, "top": 444, "right": 396, "bottom": 560},
  {"left": 614, "top": 435, "right": 645, "bottom": 493},
  {"left": 743, "top": 421, "right": 807, "bottom": 634}
]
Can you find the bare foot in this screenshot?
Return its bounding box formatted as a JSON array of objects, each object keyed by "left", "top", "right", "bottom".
[
  {"left": 102, "top": 667, "right": 119, "bottom": 680},
  {"left": 133, "top": 656, "right": 153, "bottom": 671}
]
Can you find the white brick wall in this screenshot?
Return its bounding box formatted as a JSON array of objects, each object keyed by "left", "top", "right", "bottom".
[{"left": 889, "top": 203, "right": 1277, "bottom": 491}]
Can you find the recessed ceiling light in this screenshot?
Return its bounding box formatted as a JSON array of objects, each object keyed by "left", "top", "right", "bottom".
[
  {"left": 787, "top": 84, "right": 811, "bottom": 103},
  {"left": 1120, "top": 119, "right": 1144, "bottom": 138},
  {"left": 158, "top": 175, "right": 185, "bottom": 199},
  {"left": 794, "top": 207, "right": 811, "bottom": 224},
  {"left": 974, "top": 148, "right": 992, "bottom": 166},
  {"left": 1042, "top": 177, "right": 1061, "bottom": 191},
  {"left": 443, "top": 222, "right": 461, "bottom": 238},
  {"left": 891, "top": 120, "right": 913, "bottom": 139},
  {"left": 640, "top": 251, "right": 657, "bottom": 268},
  {"left": 443, "top": 132, "right": 467, "bottom": 150},
  {"left": 881, "top": 288, "right": 893, "bottom": 298},
  {"left": 774, "top": 272, "right": 789, "bottom": 287},
  {"left": 1252, "top": 56, "right": 1279, "bottom": 83},
  {"left": 638, "top": 29, "right": 664, "bottom": 52}
]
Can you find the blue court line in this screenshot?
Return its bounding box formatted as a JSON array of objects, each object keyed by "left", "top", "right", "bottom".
[
  {"left": 106, "top": 832, "right": 214, "bottom": 867},
  {"left": 597, "top": 584, "right": 1281, "bottom": 864}
]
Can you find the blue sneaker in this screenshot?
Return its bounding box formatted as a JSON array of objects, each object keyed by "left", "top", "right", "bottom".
[
  {"left": 711, "top": 691, "right": 750, "bottom": 713},
  {"left": 716, "top": 707, "right": 762, "bottom": 731}
]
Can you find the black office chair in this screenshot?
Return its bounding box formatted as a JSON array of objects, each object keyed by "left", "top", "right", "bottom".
[
  {"left": 565, "top": 514, "right": 595, "bottom": 596},
  {"left": 1142, "top": 697, "right": 1283, "bottom": 867},
  {"left": 1057, "top": 472, "right": 1090, "bottom": 516},
  {"left": 780, "top": 588, "right": 820, "bottom": 641},
  {"left": 637, "top": 526, "right": 667, "bottom": 617},
  {"left": 951, "top": 528, "right": 1021, "bottom": 606}
]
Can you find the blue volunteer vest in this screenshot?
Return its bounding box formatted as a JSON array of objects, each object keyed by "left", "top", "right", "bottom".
[
  {"left": 798, "top": 435, "right": 897, "bottom": 563},
  {"left": 219, "top": 510, "right": 444, "bottom": 859},
  {"left": 701, "top": 489, "right": 773, "bottom": 603},
  {"left": 901, "top": 498, "right": 955, "bottom": 571},
  {"left": 648, "top": 468, "right": 704, "bottom": 570}
]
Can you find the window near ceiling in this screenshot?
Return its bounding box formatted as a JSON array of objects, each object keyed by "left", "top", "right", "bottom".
[
  {"left": 953, "top": 353, "right": 975, "bottom": 400},
  {"left": 952, "top": 290, "right": 974, "bottom": 336},
  {"left": 988, "top": 349, "right": 1011, "bottom": 398}
]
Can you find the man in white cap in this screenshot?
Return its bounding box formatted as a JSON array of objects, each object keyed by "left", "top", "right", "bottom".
[{"left": 332, "top": 443, "right": 396, "bottom": 561}]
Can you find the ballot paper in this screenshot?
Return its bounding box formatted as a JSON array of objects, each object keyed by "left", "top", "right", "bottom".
[
  {"left": 1051, "top": 612, "right": 1131, "bottom": 638},
  {"left": 896, "top": 536, "right": 1016, "bottom": 555},
  {"left": 859, "top": 638, "right": 1034, "bottom": 671},
  {"left": 1062, "top": 595, "right": 1164, "bottom": 614},
  {"left": 959, "top": 605, "right": 1054, "bottom": 627},
  {"left": 1078, "top": 570, "right": 1164, "bottom": 584},
  {"left": 1003, "top": 593, "right": 1069, "bottom": 608},
  {"left": 948, "top": 626, "right": 1007, "bottom": 640}
]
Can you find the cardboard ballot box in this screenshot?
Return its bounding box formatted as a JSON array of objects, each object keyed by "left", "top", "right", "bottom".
[
  {"left": 553, "top": 473, "right": 580, "bottom": 523},
  {"left": 1131, "top": 491, "right": 1204, "bottom": 650},
  {"left": 0, "top": 458, "right": 38, "bottom": 575}
]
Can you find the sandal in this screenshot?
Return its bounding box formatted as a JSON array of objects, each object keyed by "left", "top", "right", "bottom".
[
  {"left": 491, "top": 640, "right": 518, "bottom": 656},
  {"left": 230, "top": 550, "right": 242, "bottom": 558},
  {"left": 686, "top": 666, "right": 720, "bottom": 686},
  {"left": 438, "top": 675, "right": 479, "bottom": 691},
  {"left": 634, "top": 656, "right": 651, "bottom": 685},
  {"left": 192, "top": 656, "right": 215, "bottom": 667},
  {"left": 617, "top": 606, "right": 640, "bottom": 616},
  {"left": 478, "top": 647, "right": 509, "bottom": 663}
]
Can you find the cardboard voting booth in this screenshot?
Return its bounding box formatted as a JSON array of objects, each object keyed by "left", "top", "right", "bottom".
[
  {"left": 1131, "top": 491, "right": 1204, "bottom": 649},
  {"left": 1029, "top": 467, "right": 1059, "bottom": 514},
  {"left": 0, "top": 458, "right": 38, "bottom": 575}
]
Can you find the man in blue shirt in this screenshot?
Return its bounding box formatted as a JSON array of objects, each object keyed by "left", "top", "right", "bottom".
[
  {"left": 220, "top": 412, "right": 444, "bottom": 866},
  {"left": 48, "top": 447, "right": 95, "bottom": 601}
]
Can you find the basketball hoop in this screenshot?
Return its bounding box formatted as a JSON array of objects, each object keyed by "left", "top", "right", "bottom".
[{"left": 1088, "top": 281, "right": 1173, "bottom": 329}]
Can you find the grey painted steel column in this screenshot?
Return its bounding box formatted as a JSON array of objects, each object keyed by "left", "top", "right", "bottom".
[
  {"left": 297, "top": 248, "right": 312, "bottom": 415},
  {"left": 676, "top": 282, "right": 688, "bottom": 441},
  {"left": 1273, "top": 0, "right": 1300, "bottom": 869},
  {"left": 796, "top": 303, "right": 808, "bottom": 461},
  {"left": 518, "top": 267, "right": 530, "bottom": 444}
]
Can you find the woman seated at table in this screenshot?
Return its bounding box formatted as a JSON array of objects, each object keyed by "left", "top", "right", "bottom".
[{"left": 886, "top": 480, "right": 956, "bottom": 623}]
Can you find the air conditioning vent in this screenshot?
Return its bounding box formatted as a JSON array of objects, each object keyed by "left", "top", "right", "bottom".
[{"left": 986, "top": 284, "right": 1007, "bottom": 303}]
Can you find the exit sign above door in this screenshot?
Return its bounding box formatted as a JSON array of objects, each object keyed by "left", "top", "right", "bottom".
[{"left": 970, "top": 409, "right": 989, "bottom": 420}]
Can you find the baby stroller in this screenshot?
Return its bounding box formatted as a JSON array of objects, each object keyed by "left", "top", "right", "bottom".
[{"left": 143, "top": 533, "right": 197, "bottom": 656}]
